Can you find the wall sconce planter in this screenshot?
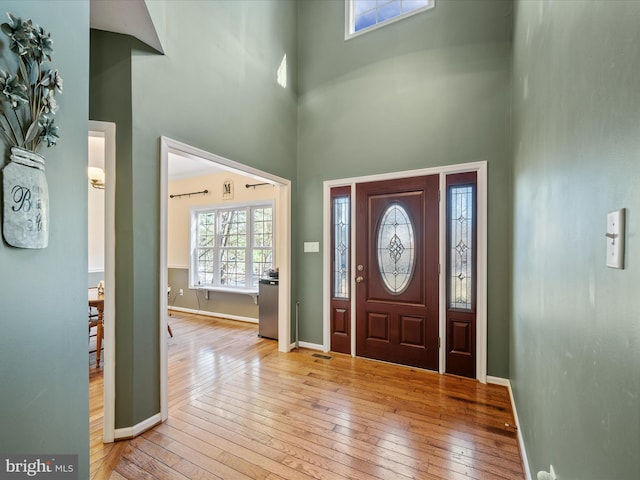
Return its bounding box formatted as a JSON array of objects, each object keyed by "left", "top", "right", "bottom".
[
  {"left": 0, "top": 13, "right": 63, "bottom": 249},
  {"left": 3, "top": 147, "right": 49, "bottom": 248}
]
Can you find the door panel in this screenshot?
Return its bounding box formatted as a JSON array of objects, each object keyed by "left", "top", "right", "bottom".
[
  {"left": 450, "top": 319, "right": 471, "bottom": 353},
  {"left": 356, "top": 175, "right": 439, "bottom": 370},
  {"left": 367, "top": 312, "right": 390, "bottom": 341},
  {"left": 399, "top": 315, "right": 425, "bottom": 347}
]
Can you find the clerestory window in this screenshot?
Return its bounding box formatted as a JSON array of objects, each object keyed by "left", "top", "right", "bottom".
[
  {"left": 190, "top": 203, "right": 273, "bottom": 291},
  {"left": 346, "top": 0, "right": 435, "bottom": 39}
]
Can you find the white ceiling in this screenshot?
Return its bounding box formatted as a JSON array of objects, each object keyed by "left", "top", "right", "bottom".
[
  {"left": 90, "top": 0, "right": 164, "bottom": 53},
  {"left": 168, "top": 152, "right": 225, "bottom": 181}
]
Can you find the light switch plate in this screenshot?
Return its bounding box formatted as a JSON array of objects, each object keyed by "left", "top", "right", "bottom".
[
  {"left": 606, "top": 209, "right": 625, "bottom": 269},
  {"left": 304, "top": 241, "right": 320, "bottom": 253}
]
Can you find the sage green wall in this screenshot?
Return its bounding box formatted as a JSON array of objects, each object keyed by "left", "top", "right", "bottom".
[
  {"left": 130, "top": 0, "right": 298, "bottom": 355},
  {"left": 91, "top": 0, "right": 298, "bottom": 429},
  {"left": 132, "top": 0, "right": 298, "bottom": 178},
  {"left": 297, "top": 0, "right": 512, "bottom": 375},
  {"left": 511, "top": 1, "right": 640, "bottom": 478},
  {"left": 89, "top": 30, "right": 148, "bottom": 429},
  {"left": 0, "top": 1, "right": 90, "bottom": 477}
]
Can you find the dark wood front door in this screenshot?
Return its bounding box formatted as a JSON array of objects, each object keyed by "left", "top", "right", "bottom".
[{"left": 355, "top": 175, "right": 439, "bottom": 370}]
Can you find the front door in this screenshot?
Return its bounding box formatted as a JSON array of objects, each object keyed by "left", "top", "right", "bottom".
[{"left": 355, "top": 175, "right": 439, "bottom": 370}]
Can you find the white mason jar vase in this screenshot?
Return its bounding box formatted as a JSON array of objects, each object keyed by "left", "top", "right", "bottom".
[{"left": 2, "top": 146, "right": 49, "bottom": 249}]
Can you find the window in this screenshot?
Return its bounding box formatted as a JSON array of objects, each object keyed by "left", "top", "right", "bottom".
[
  {"left": 346, "top": 0, "right": 434, "bottom": 38},
  {"left": 191, "top": 203, "right": 273, "bottom": 290},
  {"left": 376, "top": 202, "right": 416, "bottom": 295},
  {"left": 447, "top": 179, "right": 476, "bottom": 311},
  {"left": 332, "top": 192, "right": 350, "bottom": 299}
]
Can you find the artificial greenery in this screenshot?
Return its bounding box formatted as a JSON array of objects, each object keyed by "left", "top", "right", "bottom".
[{"left": 0, "top": 13, "right": 62, "bottom": 153}]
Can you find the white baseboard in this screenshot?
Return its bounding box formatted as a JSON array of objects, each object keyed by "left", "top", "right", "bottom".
[
  {"left": 487, "top": 376, "right": 532, "bottom": 480},
  {"left": 486, "top": 375, "right": 510, "bottom": 387},
  {"left": 114, "top": 412, "right": 162, "bottom": 441},
  {"left": 297, "top": 341, "right": 323, "bottom": 351},
  {"left": 169, "top": 306, "right": 258, "bottom": 324}
]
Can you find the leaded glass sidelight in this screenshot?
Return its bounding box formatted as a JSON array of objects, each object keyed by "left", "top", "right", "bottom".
[
  {"left": 376, "top": 203, "right": 416, "bottom": 294},
  {"left": 448, "top": 185, "right": 474, "bottom": 309},
  {"left": 333, "top": 195, "right": 350, "bottom": 299}
]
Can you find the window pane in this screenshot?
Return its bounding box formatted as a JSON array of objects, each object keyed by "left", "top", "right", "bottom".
[
  {"left": 402, "top": 0, "right": 429, "bottom": 14},
  {"left": 220, "top": 248, "right": 246, "bottom": 287},
  {"left": 354, "top": 0, "right": 376, "bottom": 15},
  {"left": 355, "top": 9, "right": 377, "bottom": 31},
  {"left": 198, "top": 212, "right": 215, "bottom": 247},
  {"left": 253, "top": 207, "right": 273, "bottom": 247},
  {"left": 252, "top": 248, "right": 273, "bottom": 288},
  {"left": 448, "top": 185, "right": 474, "bottom": 310},
  {"left": 220, "top": 209, "right": 247, "bottom": 247},
  {"left": 377, "top": 0, "right": 401, "bottom": 23},
  {"left": 197, "top": 248, "right": 215, "bottom": 285},
  {"left": 333, "top": 195, "right": 350, "bottom": 299},
  {"left": 376, "top": 203, "right": 415, "bottom": 294}
]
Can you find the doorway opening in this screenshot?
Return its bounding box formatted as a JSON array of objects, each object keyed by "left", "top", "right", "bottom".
[
  {"left": 88, "top": 120, "right": 116, "bottom": 443},
  {"left": 322, "top": 161, "right": 487, "bottom": 382},
  {"left": 159, "top": 136, "right": 292, "bottom": 421}
]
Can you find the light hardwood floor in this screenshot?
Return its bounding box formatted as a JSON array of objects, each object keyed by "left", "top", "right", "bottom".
[{"left": 90, "top": 312, "right": 525, "bottom": 479}]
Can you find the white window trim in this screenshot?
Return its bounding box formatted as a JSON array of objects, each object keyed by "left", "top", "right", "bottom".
[
  {"left": 189, "top": 201, "right": 275, "bottom": 293},
  {"left": 345, "top": 0, "right": 436, "bottom": 40}
]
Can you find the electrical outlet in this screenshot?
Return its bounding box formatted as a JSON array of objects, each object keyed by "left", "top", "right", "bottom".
[
  {"left": 179, "top": 289, "right": 184, "bottom": 296},
  {"left": 537, "top": 466, "right": 557, "bottom": 480}
]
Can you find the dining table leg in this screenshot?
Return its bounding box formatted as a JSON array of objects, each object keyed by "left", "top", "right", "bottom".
[{"left": 96, "top": 307, "right": 104, "bottom": 368}]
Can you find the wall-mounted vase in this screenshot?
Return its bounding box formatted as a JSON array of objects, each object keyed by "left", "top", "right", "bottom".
[{"left": 2, "top": 147, "right": 49, "bottom": 249}]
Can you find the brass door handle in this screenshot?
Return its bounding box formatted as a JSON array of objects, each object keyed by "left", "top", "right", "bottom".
[{"left": 356, "top": 276, "right": 364, "bottom": 283}]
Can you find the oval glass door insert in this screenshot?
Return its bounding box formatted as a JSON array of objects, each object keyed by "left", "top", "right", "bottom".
[{"left": 376, "top": 203, "right": 416, "bottom": 294}]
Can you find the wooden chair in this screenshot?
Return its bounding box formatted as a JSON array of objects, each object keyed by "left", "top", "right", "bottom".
[
  {"left": 88, "top": 288, "right": 105, "bottom": 367},
  {"left": 88, "top": 305, "right": 102, "bottom": 357}
]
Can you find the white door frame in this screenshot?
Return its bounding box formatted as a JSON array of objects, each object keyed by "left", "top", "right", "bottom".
[
  {"left": 322, "top": 161, "right": 488, "bottom": 383},
  {"left": 159, "top": 136, "right": 292, "bottom": 421},
  {"left": 88, "top": 120, "right": 117, "bottom": 442}
]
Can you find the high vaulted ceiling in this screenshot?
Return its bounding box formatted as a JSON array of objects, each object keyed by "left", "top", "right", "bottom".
[{"left": 90, "top": 0, "right": 164, "bottom": 53}]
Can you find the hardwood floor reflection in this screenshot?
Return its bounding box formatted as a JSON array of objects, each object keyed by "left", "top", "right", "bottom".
[
  {"left": 89, "top": 325, "right": 124, "bottom": 478},
  {"left": 90, "top": 312, "right": 525, "bottom": 479}
]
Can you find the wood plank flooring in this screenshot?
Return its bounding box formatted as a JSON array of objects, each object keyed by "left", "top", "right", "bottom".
[{"left": 89, "top": 312, "right": 525, "bottom": 479}]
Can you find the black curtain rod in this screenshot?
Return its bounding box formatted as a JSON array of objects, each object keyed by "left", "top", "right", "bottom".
[
  {"left": 245, "top": 182, "right": 271, "bottom": 189},
  {"left": 170, "top": 189, "right": 209, "bottom": 199}
]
